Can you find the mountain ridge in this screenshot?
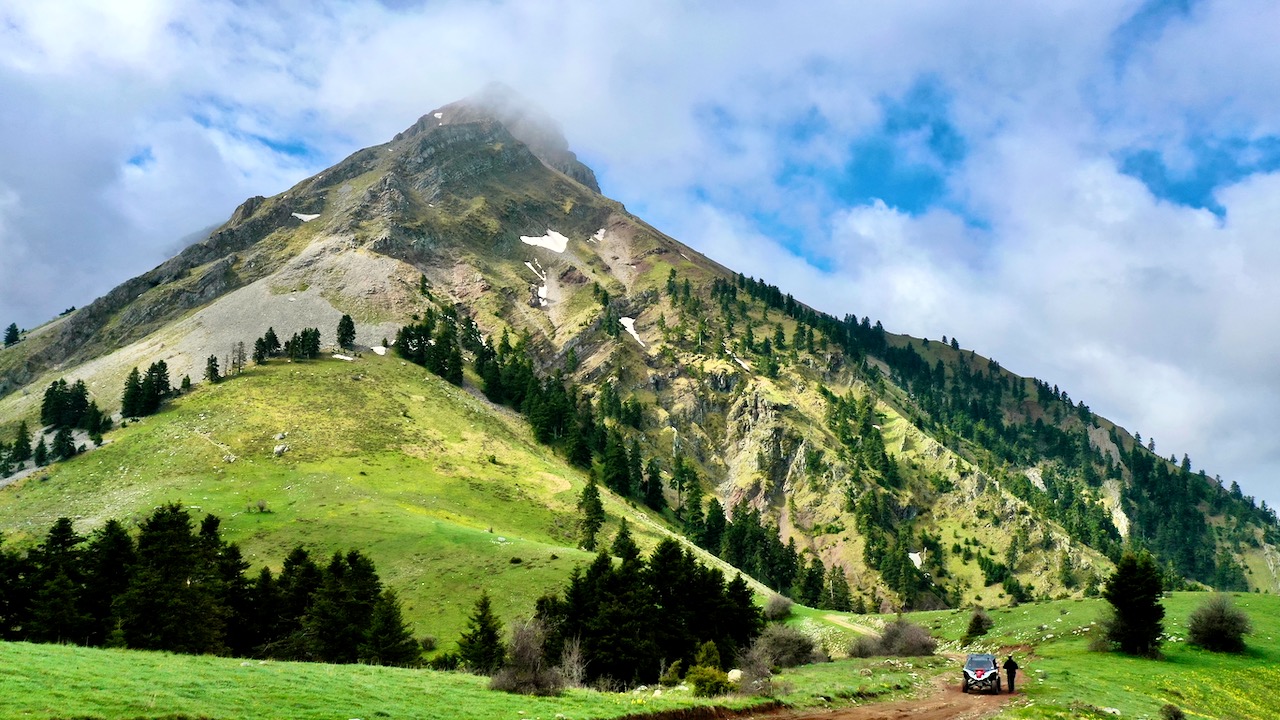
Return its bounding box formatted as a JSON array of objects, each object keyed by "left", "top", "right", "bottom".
[{"left": 1, "top": 87, "right": 1275, "bottom": 614}]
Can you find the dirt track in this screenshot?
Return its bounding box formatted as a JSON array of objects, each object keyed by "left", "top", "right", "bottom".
[{"left": 762, "top": 676, "right": 1012, "bottom": 720}]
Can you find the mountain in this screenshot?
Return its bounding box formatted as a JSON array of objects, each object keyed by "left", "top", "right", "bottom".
[{"left": 1, "top": 86, "right": 1276, "bottom": 629}]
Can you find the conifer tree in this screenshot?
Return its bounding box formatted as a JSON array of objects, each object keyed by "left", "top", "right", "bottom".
[
  {"left": 643, "top": 458, "right": 666, "bottom": 511},
  {"left": 359, "top": 589, "right": 420, "bottom": 666},
  {"left": 81, "top": 519, "right": 135, "bottom": 646},
  {"left": 1103, "top": 550, "right": 1165, "bottom": 657},
  {"left": 51, "top": 426, "right": 76, "bottom": 460},
  {"left": 577, "top": 478, "right": 605, "bottom": 551},
  {"left": 264, "top": 327, "right": 281, "bottom": 356},
  {"left": 458, "top": 591, "right": 505, "bottom": 674},
  {"left": 121, "top": 367, "right": 144, "bottom": 417},
  {"left": 27, "top": 518, "right": 88, "bottom": 644},
  {"left": 32, "top": 436, "right": 48, "bottom": 467},
  {"left": 611, "top": 518, "right": 640, "bottom": 563},
  {"left": 337, "top": 314, "right": 356, "bottom": 350},
  {"left": 10, "top": 421, "right": 31, "bottom": 465},
  {"left": 3, "top": 322, "right": 18, "bottom": 347},
  {"left": 117, "top": 504, "right": 227, "bottom": 654},
  {"left": 205, "top": 355, "right": 221, "bottom": 383}
]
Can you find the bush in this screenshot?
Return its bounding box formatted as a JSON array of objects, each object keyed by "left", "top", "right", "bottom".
[
  {"left": 763, "top": 595, "right": 793, "bottom": 622},
  {"left": 962, "top": 608, "right": 994, "bottom": 645},
  {"left": 1188, "top": 594, "right": 1251, "bottom": 653},
  {"left": 427, "top": 651, "right": 462, "bottom": 670},
  {"left": 685, "top": 664, "right": 733, "bottom": 697},
  {"left": 735, "top": 644, "right": 774, "bottom": 696},
  {"left": 489, "top": 619, "right": 564, "bottom": 696},
  {"left": 659, "top": 659, "right": 684, "bottom": 686},
  {"left": 557, "top": 636, "right": 587, "bottom": 688},
  {"left": 1160, "top": 704, "right": 1186, "bottom": 720},
  {"left": 847, "top": 619, "right": 937, "bottom": 658},
  {"left": 753, "top": 624, "right": 817, "bottom": 668}
]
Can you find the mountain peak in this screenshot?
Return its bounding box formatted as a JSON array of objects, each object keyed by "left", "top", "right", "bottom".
[{"left": 399, "top": 83, "right": 600, "bottom": 193}]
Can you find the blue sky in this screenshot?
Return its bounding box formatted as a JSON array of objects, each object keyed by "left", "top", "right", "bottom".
[{"left": 3, "top": 0, "right": 1280, "bottom": 510}]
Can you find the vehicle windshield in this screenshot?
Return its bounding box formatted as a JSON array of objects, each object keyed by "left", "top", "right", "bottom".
[{"left": 965, "top": 655, "right": 995, "bottom": 670}]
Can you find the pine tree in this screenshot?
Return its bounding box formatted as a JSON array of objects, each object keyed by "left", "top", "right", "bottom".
[
  {"left": 51, "top": 426, "right": 76, "bottom": 460},
  {"left": 116, "top": 504, "right": 228, "bottom": 654},
  {"left": 10, "top": 417, "right": 30, "bottom": 461},
  {"left": 359, "top": 589, "right": 420, "bottom": 666},
  {"left": 33, "top": 436, "right": 48, "bottom": 467},
  {"left": 337, "top": 314, "right": 356, "bottom": 350},
  {"left": 602, "top": 431, "right": 630, "bottom": 495},
  {"left": 264, "top": 327, "right": 281, "bottom": 356},
  {"left": 611, "top": 518, "right": 640, "bottom": 563},
  {"left": 81, "top": 519, "right": 135, "bottom": 646},
  {"left": 27, "top": 518, "right": 88, "bottom": 644},
  {"left": 3, "top": 323, "right": 18, "bottom": 347},
  {"left": 121, "top": 367, "right": 144, "bottom": 417},
  {"left": 1103, "top": 550, "right": 1165, "bottom": 657},
  {"left": 577, "top": 479, "right": 605, "bottom": 551},
  {"left": 205, "top": 355, "right": 221, "bottom": 383},
  {"left": 643, "top": 458, "right": 666, "bottom": 511},
  {"left": 458, "top": 591, "right": 505, "bottom": 674}
]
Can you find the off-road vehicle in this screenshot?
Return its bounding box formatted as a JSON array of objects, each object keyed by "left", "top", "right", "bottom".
[{"left": 961, "top": 653, "right": 1001, "bottom": 694}]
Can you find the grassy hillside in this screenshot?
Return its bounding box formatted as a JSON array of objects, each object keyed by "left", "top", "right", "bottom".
[
  {"left": 911, "top": 592, "right": 1280, "bottom": 719},
  {"left": 0, "top": 353, "right": 677, "bottom": 642}
]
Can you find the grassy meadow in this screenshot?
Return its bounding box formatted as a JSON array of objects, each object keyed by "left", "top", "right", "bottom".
[{"left": 0, "top": 354, "right": 682, "bottom": 642}]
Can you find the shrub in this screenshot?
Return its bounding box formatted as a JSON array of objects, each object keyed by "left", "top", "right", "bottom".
[
  {"left": 847, "top": 619, "right": 937, "bottom": 657},
  {"left": 735, "top": 644, "right": 774, "bottom": 696},
  {"left": 1188, "top": 594, "right": 1251, "bottom": 653},
  {"left": 659, "top": 659, "right": 684, "bottom": 686},
  {"left": 694, "top": 640, "right": 721, "bottom": 670},
  {"left": 753, "top": 624, "right": 817, "bottom": 668},
  {"left": 686, "top": 664, "right": 733, "bottom": 697},
  {"left": 557, "top": 636, "right": 587, "bottom": 688},
  {"left": 962, "top": 608, "right": 994, "bottom": 645},
  {"left": 763, "top": 595, "right": 793, "bottom": 622},
  {"left": 1160, "top": 704, "right": 1186, "bottom": 720},
  {"left": 489, "top": 619, "right": 564, "bottom": 696},
  {"left": 427, "top": 651, "right": 462, "bottom": 670}
]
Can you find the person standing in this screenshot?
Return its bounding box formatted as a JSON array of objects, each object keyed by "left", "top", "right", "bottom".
[{"left": 1003, "top": 654, "right": 1019, "bottom": 693}]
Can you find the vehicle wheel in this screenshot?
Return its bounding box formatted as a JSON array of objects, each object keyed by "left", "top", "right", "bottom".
[
  {"left": 961, "top": 680, "right": 968, "bottom": 693},
  {"left": 995, "top": 679, "right": 1002, "bottom": 695}
]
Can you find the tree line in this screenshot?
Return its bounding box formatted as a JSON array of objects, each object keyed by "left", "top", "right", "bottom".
[{"left": 0, "top": 505, "right": 417, "bottom": 666}]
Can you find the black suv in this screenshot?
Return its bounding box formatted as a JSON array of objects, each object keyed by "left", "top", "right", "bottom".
[{"left": 961, "top": 653, "right": 1001, "bottom": 694}]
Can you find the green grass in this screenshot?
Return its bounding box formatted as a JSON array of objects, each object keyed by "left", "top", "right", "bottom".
[
  {"left": 0, "top": 355, "right": 672, "bottom": 643},
  {"left": 0, "top": 641, "right": 766, "bottom": 720},
  {"left": 901, "top": 593, "right": 1280, "bottom": 719}
]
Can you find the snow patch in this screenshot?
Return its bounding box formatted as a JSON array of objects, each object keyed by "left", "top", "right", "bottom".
[
  {"left": 909, "top": 552, "right": 923, "bottom": 569},
  {"left": 1025, "top": 467, "right": 1046, "bottom": 492},
  {"left": 520, "top": 229, "right": 569, "bottom": 253},
  {"left": 523, "top": 260, "right": 547, "bottom": 281},
  {"left": 620, "top": 317, "right": 645, "bottom": 347},
  {"left": 433, "top": 112, "right": 443, "bottom": 119},
  {"left": 292, "top": 213, "right": 320, "bottom": 222},
  {"left": 590, "top": 228, "right": 606, "bottom": 243},
  {"left": 371, "top": 346, "right": 387, "bottom": 356},
  {"left": 734, "top": 356, "right": 750, "bottom": 371},
  {"left": 332, "top": 354, "right": 354, "bottom": 362}
]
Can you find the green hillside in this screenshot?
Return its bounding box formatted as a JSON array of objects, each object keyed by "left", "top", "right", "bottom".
[{"left": 0, "top": 353, "right": 676, "bottom": 641}]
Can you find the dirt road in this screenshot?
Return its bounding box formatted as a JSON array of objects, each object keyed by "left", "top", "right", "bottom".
[{"left": 762, "top": 676, "right": 1012, "bottom": 720}]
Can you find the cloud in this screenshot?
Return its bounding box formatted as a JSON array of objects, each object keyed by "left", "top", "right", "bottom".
[{"left": 1, "top": 1, "right": 1279, "bottom": 509}]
